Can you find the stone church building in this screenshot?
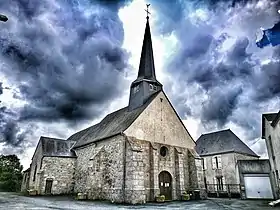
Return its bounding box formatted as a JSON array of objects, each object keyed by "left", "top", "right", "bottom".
[{"left": 22, "top": 16, "right": 206, "bottom": 204}]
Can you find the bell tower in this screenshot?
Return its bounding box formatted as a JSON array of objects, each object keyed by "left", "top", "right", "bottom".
[{"left": 128, "top": 6, "right": 162, "bottom": 111}]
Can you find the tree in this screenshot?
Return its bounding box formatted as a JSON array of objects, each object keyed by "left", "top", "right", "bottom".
[{"left": 0, "top": 155, "right": 23, "bottom": 192}]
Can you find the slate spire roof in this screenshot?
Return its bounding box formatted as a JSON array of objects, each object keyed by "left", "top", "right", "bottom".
[
  {"left": 195, "top": 129, "right": 258, "bottom": 157},
  {"left": 137, "top": 18, "right": 157, "bottom": 82}
]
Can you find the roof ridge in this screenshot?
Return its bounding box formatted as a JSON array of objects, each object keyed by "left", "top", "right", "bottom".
[
  {"left": 201, "top": 128, "right": 230, "bottom": 136},
  {"left": 41, "top": 136, "right": 65, "bottom": 141},
  {"left": 71, "top": 91, "right": 161, "bottom": 148}
]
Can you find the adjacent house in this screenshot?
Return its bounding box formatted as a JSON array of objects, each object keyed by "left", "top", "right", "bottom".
[
  {"left": 262, "top": 111, "right": 280, "bottom": 199},
  {"left": 195, "top": 129, "right": 259, "bottom": 197}
]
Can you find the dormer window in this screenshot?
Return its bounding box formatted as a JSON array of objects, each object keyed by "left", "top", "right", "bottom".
[
  {"left": 149, "top": 84, "right": 153, "bottom": 90},
  {"left": 153, "top": 86, "right": 157, "bottom": 91}
]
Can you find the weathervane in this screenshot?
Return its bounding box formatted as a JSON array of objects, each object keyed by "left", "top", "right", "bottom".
[{"left": 145, "top": 4, "right": 151, "bottom": 19}]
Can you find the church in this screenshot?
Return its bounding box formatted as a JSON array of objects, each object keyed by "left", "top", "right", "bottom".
[{"left": 21, "top": 14, "right": 206, "bottom": 204}]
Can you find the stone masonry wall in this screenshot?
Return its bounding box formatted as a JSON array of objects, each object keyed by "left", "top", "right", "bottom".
[
  {"left": 125, "top": 137, "right": 148, "bottom": 204},
  {"left": 21, "top": 171, "right": 30, "bottom": 192},
  {"left": 40, "top": 157, "right": 76, "bottom": 194},
  {"left": 74, "top": 135, "right": 125, "bottom": 203},
  {"left": 28, "top": 140, "right": 43, "bottom": 192},
  {"left": 188, "top": 149, "right": 207, "bottom": 199},
  {"left": 124, "top": 137, "right": 201, "bottom": 203},
  {"left": 124, "top": 91, "right": 195, "bottom": 149}
]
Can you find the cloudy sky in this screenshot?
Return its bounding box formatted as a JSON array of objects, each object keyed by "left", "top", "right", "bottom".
[{"left": 0, "top": 0, "right": 279, "bottom": 169}]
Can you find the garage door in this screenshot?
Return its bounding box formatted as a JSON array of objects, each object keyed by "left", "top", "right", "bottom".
[{"left": 244, "top": 174, "right": 273, "bottom": 199}]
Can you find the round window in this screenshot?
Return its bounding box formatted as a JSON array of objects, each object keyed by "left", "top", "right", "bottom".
[{"left": 160, "top": 146, "right": 168, "bottom": 157}]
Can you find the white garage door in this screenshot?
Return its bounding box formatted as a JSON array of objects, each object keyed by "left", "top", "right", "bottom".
[{"left": 244, "top": 174, "right": 273, "bottom": 199}]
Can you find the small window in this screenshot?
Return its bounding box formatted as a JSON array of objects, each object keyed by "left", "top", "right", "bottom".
[
  {"left": 212, "top": 155, "right": 222, "bottom": 169},
  {"left": 149, "top": 84, "right": 153, "bottom": 90},
  {"left": 202, "top": 158, "right": 207, "bottom": 170},
  {"left": 33, "top": 165, "right": 37, "bottom": 182},
  {"left": 133, "top": 85, "right": 139, "bottom": 94},
  {"left": 153, "top": 86, "right": 157, "bottom": 91},
  {"left": 160, "top": 146, "right": 168, "bottom": 157}
]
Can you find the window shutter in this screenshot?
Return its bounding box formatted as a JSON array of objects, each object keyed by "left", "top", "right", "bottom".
[
  {"left": 203, "top": 158, "right": 207, "bottom": 170},
  {"left": 222, "top": 177, "right": 225, "bottom": 185},
  {"left": 212, "top": 157, "right": 216, "bottom": 169},
  {"left": 218, "top": 155, "right": 222, "bottom": 169}
]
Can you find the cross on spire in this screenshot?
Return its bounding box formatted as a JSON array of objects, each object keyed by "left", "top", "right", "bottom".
[{"left": 144, "top": 4, "right": 151, "bottom": 19}]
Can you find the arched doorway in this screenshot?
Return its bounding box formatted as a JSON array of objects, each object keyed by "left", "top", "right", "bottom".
[{"left": 159, "top": 171, "right": 172, "bottom": 200}]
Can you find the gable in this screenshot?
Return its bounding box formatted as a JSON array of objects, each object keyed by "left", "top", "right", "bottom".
[
  {"left": 124, "top": 91, "right": 195, "bottom": 148},
  {"left": 41, "top": 137, "right": 76, "bottom": 157}
]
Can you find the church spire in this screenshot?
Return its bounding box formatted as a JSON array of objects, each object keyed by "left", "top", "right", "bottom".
[
  {"left": 128, "top": 4, "right": 162, "bottom": 111},
  {"left": 136, "top": 4, "right": 158, "bottom": 82},
  {"left": 137, "top": 15, "right": 156, "bottom": 80}
]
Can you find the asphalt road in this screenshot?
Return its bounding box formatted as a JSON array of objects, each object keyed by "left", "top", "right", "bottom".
[{"left": 0, "top": 192, "right": 278, "bottom": 210}]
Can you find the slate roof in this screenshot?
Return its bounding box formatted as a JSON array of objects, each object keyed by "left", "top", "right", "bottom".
[
  {"left": 195, "top": 129, "right": 258, "bottom": 157},
  {"left": 41, "top": 136, "right": 76, "bottom": 157},
  {"left": 136, "top": 17, "right": 160, "bottom": 84},
  {"left": 69, "top": 92, "right": 160, "bottom": 148}
]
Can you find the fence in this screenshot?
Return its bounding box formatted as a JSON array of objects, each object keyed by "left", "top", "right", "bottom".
[{"left": 206, "top": 184, "right": 241, "bottom": 198}]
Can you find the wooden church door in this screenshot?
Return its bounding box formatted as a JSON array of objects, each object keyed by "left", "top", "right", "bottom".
[
  {"left": 45, "top": 178, "right": 53, "bottom": 195},
  {"left": 159, "top": 171, "right": 172, "bottom": 200}
]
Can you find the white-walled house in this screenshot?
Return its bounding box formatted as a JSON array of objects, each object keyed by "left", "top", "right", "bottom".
[
  {"left": 262, "top": 111, "right": 280, "bottom": 199},
  {"left": 196, "top": 129, "right": 259, "bottom": 197}
]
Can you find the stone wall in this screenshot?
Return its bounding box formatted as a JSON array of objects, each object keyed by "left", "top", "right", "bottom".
[
  {"left": 40, "top": 157, "right": 76, "bottom": 194},
  {"left": 124, "top": 91, "right": 195, "bottom": 149},
  {"left": 28, "top": 139, "right": 43, "bottom": 192},
  {"left": 21, "top": 170, "right": 30, "bottom": 192},
  {"left": 124, "top": 137, "right": 205, "bottom": 203},
  {"left": 74, "top": 135, "right": 125, "bottom": 203},
  {"left": 124, "top": 137, "right": 148, "bottom": 204},
  {"left": 188, "top": 148, "right": 207, "bottom": 199}
]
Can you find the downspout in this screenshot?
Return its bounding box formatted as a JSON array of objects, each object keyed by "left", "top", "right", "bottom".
[{"left": 121, "top": 132, "right": 127, "bottom": 203}]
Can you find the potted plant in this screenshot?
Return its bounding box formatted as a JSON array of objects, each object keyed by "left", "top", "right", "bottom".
[
  {"left": 181, "top": 191, "right": 190, "bottom": 201},
  {"left": 156, "top": 194, "right": 165, "bottom": 202}
]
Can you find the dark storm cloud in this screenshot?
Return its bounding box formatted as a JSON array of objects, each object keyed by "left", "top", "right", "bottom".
[
  {"left": 151, "top": 0, "right": 280, "bottom": 151},
  {"left": 253, "top": 49, "right": 280, "bottom": 101},
  {"left": 0, "top": 106, "right": 31, "bottom": 148},
  {"left": 202, "top": 87, "right": 243, "bottom": 127},
  {"left": 0, "top": 0, "right": 131, "bottom": 148}
]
